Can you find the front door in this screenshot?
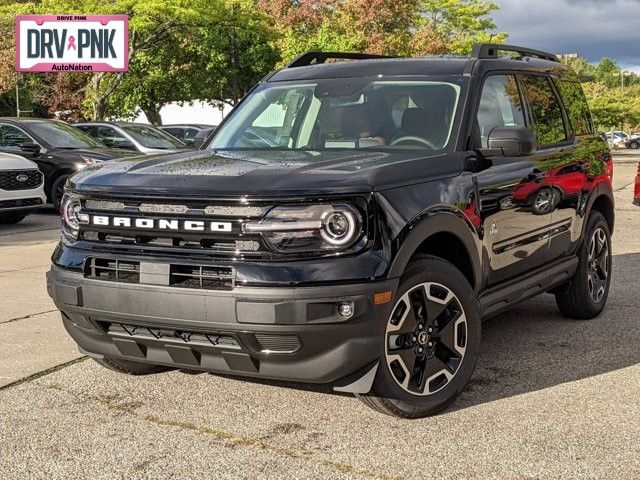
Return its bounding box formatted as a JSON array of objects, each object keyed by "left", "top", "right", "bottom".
[{"left": 472, "top": 74, "right": 554, "bottom": 285}]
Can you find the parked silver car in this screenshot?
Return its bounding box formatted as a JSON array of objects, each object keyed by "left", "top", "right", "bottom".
[{"left": 73, "top": 122, "right": 191, "bottom": 154}]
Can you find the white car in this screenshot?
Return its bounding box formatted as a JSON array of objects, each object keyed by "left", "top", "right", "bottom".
[{"left": 0, "top": 152, "right": 47, "bottom": 224}]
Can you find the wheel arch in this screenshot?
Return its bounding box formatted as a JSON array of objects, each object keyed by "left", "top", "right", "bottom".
[
  {"left": 585, "top": 181, "right": 615, "bottom": 234},
  {"left": 387, "top": 211, "right": 482, "bottom": 292}
]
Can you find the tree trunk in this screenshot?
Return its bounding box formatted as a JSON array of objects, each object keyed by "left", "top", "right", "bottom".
[
  {"left": 141, "top": 103, "right": 162, "bottom": 125},
  {"left": 93, "top": 99, "right": 106, "bottom": 121}
]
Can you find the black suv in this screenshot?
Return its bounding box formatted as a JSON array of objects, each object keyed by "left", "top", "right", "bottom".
[
  {"left": 47, "top": 45, "right": 614, "bottom": 418},
  {"left": 0, "top": 118, "right": 133, "bottom": 208}
]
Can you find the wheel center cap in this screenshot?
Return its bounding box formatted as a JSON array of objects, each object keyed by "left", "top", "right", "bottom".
[{"left": 417, "top": 331, "right": 429, "bottom": 346}]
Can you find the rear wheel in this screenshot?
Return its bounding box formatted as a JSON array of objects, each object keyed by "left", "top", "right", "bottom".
[
  {"left": 0, "top": 213, "right": 27, "bottom": 224},
  {"left": 358, "top": 255, "right": 481, "bottom": 418},
  {"left": 93, "top": 357, "right": 171, "bottom": 376},
  {"left": 555, "top": 211, "right": 612, "bottom": 319}
]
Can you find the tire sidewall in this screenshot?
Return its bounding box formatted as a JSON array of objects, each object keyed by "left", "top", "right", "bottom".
[
  {"left": 371, "top": 256, "right": 481, "bottom": 416},
  {"left": 51, "top": 174, "right": 70, "bottom": 210},
  {"left": 577, "top": 212, "right": 612, "bottom": 310}
]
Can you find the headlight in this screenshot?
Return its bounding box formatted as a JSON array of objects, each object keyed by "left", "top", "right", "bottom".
[
  {"left": 243, "top": 204, "right": 363, "bottom": 253},
  {"left": 60, "top": 193, "right": 88, "bottom": 241}
]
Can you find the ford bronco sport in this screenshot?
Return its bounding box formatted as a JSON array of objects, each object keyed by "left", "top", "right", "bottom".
[{"left": 47, "top": 44, "right": 614, "bottom": 418}]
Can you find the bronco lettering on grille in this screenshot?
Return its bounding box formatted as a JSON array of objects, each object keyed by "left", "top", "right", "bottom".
[{"left": 88, "top": 215, "right": 232, "bottom": 232}]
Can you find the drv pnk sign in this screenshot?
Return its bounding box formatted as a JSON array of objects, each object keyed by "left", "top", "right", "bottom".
[{"left": 16, "top": 15, "right": 128, "bottom": 72}]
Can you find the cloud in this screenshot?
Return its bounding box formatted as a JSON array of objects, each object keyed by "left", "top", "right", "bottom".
[{"left": 493, "top": 0, "right": 640, "bottom": 69}]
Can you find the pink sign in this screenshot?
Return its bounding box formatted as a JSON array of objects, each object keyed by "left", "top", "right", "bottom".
[{"left": 15, "top": 15, "right": 129, "bottom": 72}]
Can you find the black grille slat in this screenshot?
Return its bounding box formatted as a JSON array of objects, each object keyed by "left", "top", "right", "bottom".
[
  {"left": 0, "top": 197, "right": 43, "bottom": 209},
  {"left": 84, "top": 257, "right": 234, "bottom": 291},
  {"left": 0, "top": 170, "right": 43, "bottom": 190}
]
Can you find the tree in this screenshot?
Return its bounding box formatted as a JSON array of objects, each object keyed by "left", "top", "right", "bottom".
[
  {"left": 413, "top": 0, "right": 507, "bottom": 55},
  {"left": 595, "top": 57, "right": 622, "bottom": 89}
]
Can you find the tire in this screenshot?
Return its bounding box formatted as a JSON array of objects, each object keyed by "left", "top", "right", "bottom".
[
  {"left": 51, "top": 174, "right": 70, "bottom": 210},
  {"left": 0, "top": 213, "right": 27, "bottom": 224},
  {"left": 358, "top": 255, "right": 481, "bottom": 418},
  {"left": 93, "top": 357, "right": 171, "bottom": 376},
  {"left": 555, "top": 211, "right": 612, "bottom": 319},
  {"left": 631, "top": 141, "right": 639, "bottom": 149}
]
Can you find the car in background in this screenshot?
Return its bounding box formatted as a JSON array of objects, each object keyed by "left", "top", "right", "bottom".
[
  {"left": 74, "top": 122, "right": 190, "bottom": 154},
  {"left": 606, "top": 131, "right": 628, "bottom": 148},
  {"left": 159, "top": 124, "right": 215, "bottom": 147},
  {"left": 634, "top": 161, "right": 640, "bottom": 206},
  {"left": 625, "top": 136, "right": 640, "bottom": 149},
  {"left": 0, "top": 152, "right": 47, "bottom": 224},
  {"left": 192, "top": 127, "right": 216, "bottom": 149},
  {"left": 0, "top": 118, "right": 133, "bottom": 208}
]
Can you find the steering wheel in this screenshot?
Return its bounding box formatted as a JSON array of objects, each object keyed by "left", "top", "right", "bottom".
[{"left": 390, "top": 135, "right": 437, "bottom": 149}]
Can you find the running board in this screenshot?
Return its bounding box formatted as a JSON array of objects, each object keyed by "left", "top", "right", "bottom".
[{"left": 479, "top": 256, "right": 579, "bottom": 320}]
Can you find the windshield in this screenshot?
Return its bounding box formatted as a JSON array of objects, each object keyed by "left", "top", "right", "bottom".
[
  {"left": 121, "top": 125, "right": 187, "bottom": 149},
  {"left": 210, "top": 78, "right": 462, "bottom": 152},
  {"left": 28, "top": 121, "right": 104, "bottom": 149}
]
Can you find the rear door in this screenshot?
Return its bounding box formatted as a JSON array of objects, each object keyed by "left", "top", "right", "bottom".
[{"left": 547, "top": 72, "right": 610, "bottom": 258}]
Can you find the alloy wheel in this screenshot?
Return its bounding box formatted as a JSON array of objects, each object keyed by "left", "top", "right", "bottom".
[
  {"left": 587, "top": 227, "right": 609, "bottom": 303},
  {"left": 385, "top": 282, "right": 467, "bottom": 396}
]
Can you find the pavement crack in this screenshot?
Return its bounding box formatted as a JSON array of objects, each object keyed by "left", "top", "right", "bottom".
[
  {"left": 39, "top": 383, "right": 403, "bottom": 480},
  {"left": 0, "top": 357, "right": 87, "bottom": 392},
  {"left": 0, "top": 309, "right": 58, "bottom": 325}
]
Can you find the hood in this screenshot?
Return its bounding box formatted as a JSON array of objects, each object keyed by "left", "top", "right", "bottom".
[
  {"left": 69, "top": 149, "right": 450, "bottom": 197},
  {"left": 48, "top": 147, "right": 139, "bottom": 161},
  {"left": 0, "top": 152, "right": 39, "bottom": 170}
]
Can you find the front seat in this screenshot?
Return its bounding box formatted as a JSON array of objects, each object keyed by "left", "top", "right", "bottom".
[{"left": 398, "top": 107, "right": 449, "bottom": 148}]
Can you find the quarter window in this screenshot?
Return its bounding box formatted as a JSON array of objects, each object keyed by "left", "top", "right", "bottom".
[
  {"left": 476, "top": 75, "right": 525, "bottom": 148},
  {"left": 520, "top": 75, "right": 567, "bottom": 146}
]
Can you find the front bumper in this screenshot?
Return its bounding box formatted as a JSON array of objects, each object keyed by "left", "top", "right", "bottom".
[
  {"left": 47, "top": 265, "right": 398, "bottom": 387},
  {"left": 0, "top": 186, "right": 47, "bottom": 214}
]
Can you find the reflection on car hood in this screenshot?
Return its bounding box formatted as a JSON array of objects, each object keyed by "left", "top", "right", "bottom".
[
  {"left": 69, "top": 149, "right": 449, "bottom": 196},
  {"left": 49, "top": 147, "right": 139, "bottom": 161}
]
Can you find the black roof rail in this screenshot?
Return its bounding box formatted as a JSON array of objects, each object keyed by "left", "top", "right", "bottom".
[
  {"left": 472, "top": 43, "right": 560, "bottom": 63},
  {"left": 286, "top": 51, "right": 394, "bottom": 68}
]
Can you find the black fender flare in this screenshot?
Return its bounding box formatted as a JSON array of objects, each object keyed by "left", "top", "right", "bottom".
[
  {"left": 387, "top": 210, "right": 483, "bottom": 292},
  {"left": 582, "top": 180, "right": 615, "bottom": 234}
]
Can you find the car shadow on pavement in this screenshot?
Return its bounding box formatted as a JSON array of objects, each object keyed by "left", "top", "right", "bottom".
[
  {"left": 455, "top": 251, "right": 640, "bottom": 411},
  {"left": 202, "top": 252, "right": 640, "bottom": 411}
]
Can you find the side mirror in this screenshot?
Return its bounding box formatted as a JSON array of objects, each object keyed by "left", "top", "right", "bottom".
[
  {"left": 487, "top": 127, "right": 537, "bottom": 157},
  {"left": 20, "top": 142, "right": 41, "bottom": 155}
]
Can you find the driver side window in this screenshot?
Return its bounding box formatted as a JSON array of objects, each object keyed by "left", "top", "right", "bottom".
[
  {"left": 476, "top": 75, "right": 526, "bottom": 148},
  {"left": 0, "top": 125, "right": 32, "bottom": 151}
]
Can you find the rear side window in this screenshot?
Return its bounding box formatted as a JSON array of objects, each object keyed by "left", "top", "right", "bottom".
[
  {"left": 476, "top": 75, "right": 526, "bottom": 148},
  {"left": 519, "top": 75, "right": 567, "bottom": 146},
  {"left": 554, "top": 79, "right": 593, "bottom": 136}
]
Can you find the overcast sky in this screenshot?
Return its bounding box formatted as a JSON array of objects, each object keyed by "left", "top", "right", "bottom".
[{"left": 493, "top": 0, "right": 640, "bottom": 71}]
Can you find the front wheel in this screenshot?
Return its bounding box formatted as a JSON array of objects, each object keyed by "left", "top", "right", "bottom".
[
  {"left": 555, "top": 211, "right": 612, "bottom": 319},
  {"left": 358, "top": 255, "right": 481, "bottom": 418},
  {"left": 51, "top": 174, "right": 69, "bottom": 210}
]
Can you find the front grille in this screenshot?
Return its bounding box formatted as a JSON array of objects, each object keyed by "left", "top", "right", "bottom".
[
  {"left": 102, "top": 322, "right": 241, "bottom": 349},
  {"left": 254, "top": 333, "right": 302, "bottom": 353},
  {"left": 78, "top": 196, "right": 273, "bottom": 258},
  {"left": 0, "top": 170, "right": 43, "bottom": 190},
  {"left": 0, "top": 197, "right": 43, "bottom": 209},
  {"left": 84, "top": 257, "right": 234, "bottom": 291}
]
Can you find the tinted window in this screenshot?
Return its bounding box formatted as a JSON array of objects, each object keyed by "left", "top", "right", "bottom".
[
  {"left": 97, "top": 126, "right": 135, "bottom": 149},
  {"left": 520, "top": 75, "right": 567, "bottom": 146},
  {"left": 476, "top": 75, "right": 525, "bottom": 148},
  {"left": 0, "top": 125, "right": 32, "bottom": 150},
  {"left": 554, "top": 79, "right": 593, "bottom": 136},
  {"left": 27, "top": 121, "right": 104, "bottom": 148},
  {"left": 120, "top": 125, "right": 186, "bottom": 149}
]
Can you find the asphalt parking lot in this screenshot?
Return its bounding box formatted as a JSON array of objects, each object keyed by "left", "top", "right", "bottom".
[{"left": 1, "top": 159, "right": 639, "bottom": 479}]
